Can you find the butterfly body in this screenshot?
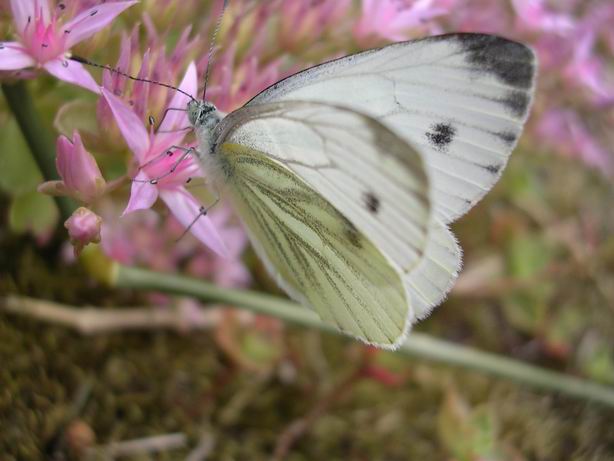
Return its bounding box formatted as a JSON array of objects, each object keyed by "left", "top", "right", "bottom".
[
  {"left": 186, "top": 33, "right": 537, "bottom": 349},
  {"left": 188, "top": 100, "right": 226, "bottom": 182}
]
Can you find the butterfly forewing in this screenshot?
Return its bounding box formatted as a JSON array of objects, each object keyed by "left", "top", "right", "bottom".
[
  {"left": 247, "top": 33, "right": 537, "bottom": 224},
  {"left": 219, "top": 142, "right": 411, "bottom": 347}
]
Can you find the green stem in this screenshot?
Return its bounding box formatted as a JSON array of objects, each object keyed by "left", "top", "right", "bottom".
[
  {"left": 2, "top": 81, "right": 75, "bottom": 221},
  {"left": 116, "top": 265, "right": 614, "bottom": 408}
]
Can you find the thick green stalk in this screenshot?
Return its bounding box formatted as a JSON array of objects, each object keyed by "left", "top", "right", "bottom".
[
  {"left": 2, "top": 81, "right": 75, "bottom": 221},
  {"left": 116, "top": 265, "right": 614, "bottom": 408}
]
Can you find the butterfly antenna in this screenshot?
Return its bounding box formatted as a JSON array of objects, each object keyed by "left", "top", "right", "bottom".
[
  {"left": 69, "top": 55, "right": 196, "bottom": 101},
  {"left": 202, "top": 0, "right": 229, "bottom": 100}
]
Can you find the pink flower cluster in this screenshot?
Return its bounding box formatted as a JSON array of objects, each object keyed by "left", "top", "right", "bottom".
[
  {"left": 3, "top": 0, "right": 613, "bottom": 278},
  {"left": 101, "top": 65, "right": 227, "bottom": 257},
  {"left": 443, "top": 0, "right": 614, "bottom": 172}
]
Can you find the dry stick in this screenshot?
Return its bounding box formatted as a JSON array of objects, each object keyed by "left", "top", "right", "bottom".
[
  {"left": 0, "top": 295, "right": 225, "bottom": 334},
  {"left": 86, "top": 433, "right": 187, "bottom": 459},
  {"left": 185, "top": 433, "right": 216, "bottom": 461}
]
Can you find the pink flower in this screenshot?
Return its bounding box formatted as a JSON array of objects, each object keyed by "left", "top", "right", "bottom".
[
  {"left": 202, "top": 43, "right": 282, "bottom": 113},
  {"left": 563, "top": 30, "right": 614, "bottom": 105},
  {"left": 39, "top": 131, "right": 107, "bottom": 203},
  {"left": 101, "top": 62, "right": 228, "bottom": 257},
  {"left": 0, "top": 0, "right": 137, "bottom": 92},
  {"left": 65, "top": 206, "right": 102, "bottom": 256},
  {"left": 511, "top": 0, "right": 575, "bottom": 34},
  {"left": 186, "top": 206, "right": 251, "bottom": 288},
  {"left": 537, "top": 109, "right": 611, "bottom": 172},
  {"left": 353, "top": 0, "right": 449, "bottom": 44},
  {"left": 279, "top": 0, "right": 351, "bottom": 51},
  {"left": 446, "top": 0, "right": 509, "bottom": 33},
  {"left": 97, "top": 22, "right": 202, "bottom": 136}
]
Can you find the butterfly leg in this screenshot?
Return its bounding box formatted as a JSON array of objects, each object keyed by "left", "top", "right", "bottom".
[
  {"left": 134, "top": 146, "right": 199, "bottom": 185},
  {"left": 176, "top": 195, "right": 221, "bottom": 242},
  {"left": 155, "top": 126, "right": 192, "bottom": 134},
  {"left": 149, "top": 107, "right": 188, "bottom": 131}
]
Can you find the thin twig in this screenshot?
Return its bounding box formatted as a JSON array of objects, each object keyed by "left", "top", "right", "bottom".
[
  {"left": 1, "top": 295, "right": 224, "bottom": 334},
  {"left": 185, "top": 433, "right": 216, "bottom": 461},
  {"left": 87, "top": 433, "right": 187, "bottom": 459}
]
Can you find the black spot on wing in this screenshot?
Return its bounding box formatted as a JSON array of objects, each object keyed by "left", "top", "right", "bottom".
[
  {"left": 499, "top": 90, "right": 530, "bottom": 119},
  {"left": 495, "top": 131, "right": 518, "bottom": 146},
  {"left": 426, "top": 123, "right": 456, "bottom": 152},
  {"left": 484, "top": 164, "right": 502, "bottom": 174},
  {"left": 364, "top": 192, "right": 380, "bottom": 214},
  {"left": 454, "top": 34, "right": 535, "bottom": 90}
]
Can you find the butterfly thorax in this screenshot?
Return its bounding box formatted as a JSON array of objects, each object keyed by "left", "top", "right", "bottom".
[
  {"left": 187, "top": 99, "right": 222, "bottom": 142},
  {"left": 187, "top": 99, "right": 229, "bottom": 185}
]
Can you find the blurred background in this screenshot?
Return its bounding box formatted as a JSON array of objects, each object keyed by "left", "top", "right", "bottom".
[{"left": 1, "top": 0, "right": 614, "bottom": 459}]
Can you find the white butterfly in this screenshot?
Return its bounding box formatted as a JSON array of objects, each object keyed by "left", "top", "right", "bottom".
[{"left": 187, "top": 33, "right": 537, "bottom": 349}]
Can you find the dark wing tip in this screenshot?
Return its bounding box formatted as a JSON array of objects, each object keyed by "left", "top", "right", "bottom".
[{"left": 432, "top": 33, "right": 537, "bottom": 90}]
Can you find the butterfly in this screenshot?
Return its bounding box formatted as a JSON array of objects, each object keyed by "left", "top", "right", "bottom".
[{"left": 183, "top": 33, "right": 537, "bottom": 349}]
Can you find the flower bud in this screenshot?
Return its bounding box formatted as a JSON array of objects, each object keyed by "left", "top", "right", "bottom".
[
  {"left": 65, "top": 207, "right": 102, "bottom": 256},
  {"left": 55, "top": 131, "right": 106, "bottom": 204}
]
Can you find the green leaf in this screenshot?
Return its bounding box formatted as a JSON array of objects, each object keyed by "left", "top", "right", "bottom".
[
  {"left": 9, "top": 191, "right": 59, "bottom": 238},
  {"left": 579, "top": 339, "right": 614, "bottom": 385},
  {"left": 240, "top": 330, "right": 281, "bottom": 367},
  {"left": 503, "top": 234, "right": 556, "bottom": 334},
  {"left": 438, "top": 389, "right": 501, "bottom": 461},
  {"left": 546, "top": 304, "right": 585, "bottom": 351},
  {"left": 507, "top": 234, "right": 551, "bottom": 278},
  {"left": 53, "top": 99, "right": 100, "bottom": 141}
]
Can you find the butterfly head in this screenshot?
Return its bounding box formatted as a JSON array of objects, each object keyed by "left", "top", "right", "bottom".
[{"left": 187, "top": 99, "right": 221, "bottom": 131}]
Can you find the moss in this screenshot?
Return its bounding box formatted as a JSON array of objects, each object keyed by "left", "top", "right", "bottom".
[
  {"left": 1, "top": 313, "right": 614, "bottom": 460},
  {"left": 2, "top": 150, "right": 614, "bottom": 460}
]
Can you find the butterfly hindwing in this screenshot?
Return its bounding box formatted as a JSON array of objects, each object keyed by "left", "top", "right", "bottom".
[
  {"left": 218, "top": 141, "right": 412, "bottom": 348},
  {"left": 405, "top": 221, "right": 462, "bottom": 321}
]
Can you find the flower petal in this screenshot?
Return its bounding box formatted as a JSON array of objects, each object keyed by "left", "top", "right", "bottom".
[
  {"left": 159, "top": 188, "right": 228, "bottom": 257},
  {"left": 44, "top": 58, "right": 100, "bottom": 92},
  {"left": 11, "top": 0, "right": 50, "bottom": 33},
  {"left": 101, "top": 87, "right": 150, "bottom": 161},
  {"left": 0, "top": 42, "right": 35, "bottom": 70},
  {"left": 62, "top": 1, "right": 138, "bottom": 49},
  {"left": 122, "top": 171, "right": 159, "bottom": 215},
  {"left": 158, "top": 62, "right": 197, "bottom": 135}
]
